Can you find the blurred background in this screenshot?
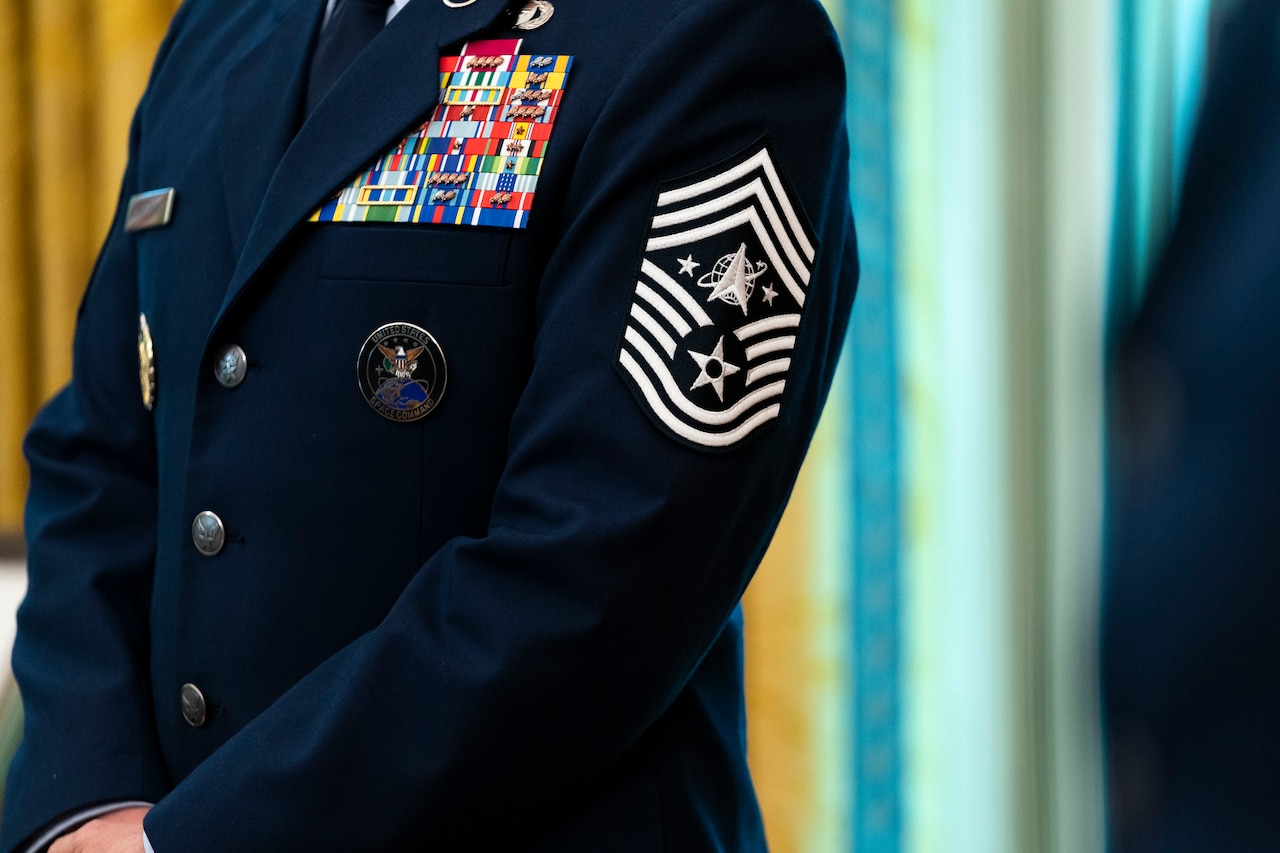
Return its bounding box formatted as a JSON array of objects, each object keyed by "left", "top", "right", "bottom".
[{"left": 0, "top": 0, "right": 1223, "bottom": 849}]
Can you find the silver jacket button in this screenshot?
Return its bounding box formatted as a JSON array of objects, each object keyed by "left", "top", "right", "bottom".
[
  {"left": 192, "top": 511, "right": 226, "bottom": 556},
  {"left": 214, "top": 344, "right": 248, "bottom": 388},
  {"left": 180, "top": 683, "right": 208, "bottom": 728}
]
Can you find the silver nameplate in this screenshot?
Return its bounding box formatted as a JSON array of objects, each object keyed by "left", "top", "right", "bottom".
[{"left": 125, "top": 188, "right": 175, "bottom": 233}]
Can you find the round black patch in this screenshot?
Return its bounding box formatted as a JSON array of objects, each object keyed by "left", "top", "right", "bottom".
[{"left": 357, "top": 322, "right": 447, "bottom": 422}]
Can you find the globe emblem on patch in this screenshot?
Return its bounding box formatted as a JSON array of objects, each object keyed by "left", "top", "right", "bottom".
[
  {"left": 357, "top": 322, "right": 447, "bottom": 422},
  {"left": 696, "top": 242, "right": 769, "bottom": 312}
]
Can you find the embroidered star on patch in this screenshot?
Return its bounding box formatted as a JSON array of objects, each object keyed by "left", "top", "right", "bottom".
[{"left": 616, "top": 138, "right": 818, "bottom": 451}]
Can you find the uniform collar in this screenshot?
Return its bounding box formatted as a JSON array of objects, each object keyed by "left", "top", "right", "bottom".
[{"left": 322, "top": 0, "right": 414, "bottom": 28}]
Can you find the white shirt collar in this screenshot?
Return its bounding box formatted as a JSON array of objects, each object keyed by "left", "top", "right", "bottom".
[{"left": 323, "top": 0, "right": 412, "bottom": 28}]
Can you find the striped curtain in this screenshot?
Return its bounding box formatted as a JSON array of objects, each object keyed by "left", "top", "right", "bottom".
[{"left": 727, "top": 0, "right": 1217, "bottom": 848}]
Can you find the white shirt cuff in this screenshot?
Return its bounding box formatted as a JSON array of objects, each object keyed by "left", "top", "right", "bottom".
[{"left": 20, "top": 801, "right": 152, "bottom": 853}]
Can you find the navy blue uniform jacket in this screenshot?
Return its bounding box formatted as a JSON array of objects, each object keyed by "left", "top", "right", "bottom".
[{"left": 2, "top": 0, "right": 857, "bottom": 849}]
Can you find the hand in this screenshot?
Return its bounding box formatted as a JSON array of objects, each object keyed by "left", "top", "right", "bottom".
[{"left": 49, "top": 806, "right": 149, "bottom": 853}]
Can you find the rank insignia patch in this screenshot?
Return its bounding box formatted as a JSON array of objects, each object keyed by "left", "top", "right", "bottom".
[
  {"left": 357, "top": 322, "right": 447, "bottom": 422},
  {"left": 616, "top": 139, "right": 818, "bottom": 450},
  {"left": 310, "top": 39, "right": 572, "bottom": 230}
]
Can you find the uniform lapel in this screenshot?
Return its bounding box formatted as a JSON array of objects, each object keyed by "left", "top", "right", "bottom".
[
  {"left": 219, "top": 0, "right": 323, "bottom": 262},
  {"left": 213, "top": 0, "right": 511, "bottom": 331}
]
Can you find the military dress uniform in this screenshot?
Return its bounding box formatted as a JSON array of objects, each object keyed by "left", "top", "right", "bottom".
[{"left": 1, "top": 0, "right": 857, "bottom": 849}]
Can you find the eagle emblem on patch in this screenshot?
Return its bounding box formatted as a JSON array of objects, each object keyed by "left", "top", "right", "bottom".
[
  {"left": 357, "top": 322, "right": 447, "bottom": 422},
  {"left": 616, "top": 138, "right": 818, "bottom": 450}
]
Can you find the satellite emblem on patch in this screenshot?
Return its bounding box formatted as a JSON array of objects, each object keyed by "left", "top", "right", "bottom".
[{"left": 616, "top": 138, "right": 818, "bottom": 451}]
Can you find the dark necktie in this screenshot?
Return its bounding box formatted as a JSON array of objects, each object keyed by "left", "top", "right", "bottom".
[{"left": 306, "top": 0, "right": 396, "bottom": 115}]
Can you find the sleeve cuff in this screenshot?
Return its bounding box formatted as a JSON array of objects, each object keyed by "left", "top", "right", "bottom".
[{"left": 20, "top": 801, "right": 153, "bottom": 853}]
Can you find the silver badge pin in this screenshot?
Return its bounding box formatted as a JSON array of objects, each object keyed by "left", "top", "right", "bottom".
[
  {"left": 513, "top": 0, "right": 554, "bottom": 30},
  {"left": 124, "top": 188, "right": 175, "bottom": 233}
]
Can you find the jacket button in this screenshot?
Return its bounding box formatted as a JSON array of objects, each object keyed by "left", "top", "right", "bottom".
[
  {"left": 192, "top": 511, "right": 226, "bottom": 556},
  {"left": 214, "top": 344, "right": 248, "bottom": 388},
  {"left": 180, "top": 683, "right": 207, "bottom": 728}
]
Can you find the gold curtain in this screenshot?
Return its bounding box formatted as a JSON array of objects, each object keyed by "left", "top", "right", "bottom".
[
  {"left": 0, "top": 0, "right": 180, "bottom": 535},
  {"left": 0, "top": 5, "right": 838, "bottom": 849}
]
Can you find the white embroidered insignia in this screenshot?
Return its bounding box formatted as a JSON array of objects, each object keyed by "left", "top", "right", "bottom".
[{"left": 616, "top": 138, "right": 818, "bottom": 450}]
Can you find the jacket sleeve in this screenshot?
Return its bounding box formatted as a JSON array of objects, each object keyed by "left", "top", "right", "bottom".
[
  {"left": 144, "top": 0, "right": 856, "bottom": 848},
  {"left": 0, "top": 9, "right": 193, "bottom": 851},
  {"left": 1, "top": 130, "right": 169, "bottom": 850}
]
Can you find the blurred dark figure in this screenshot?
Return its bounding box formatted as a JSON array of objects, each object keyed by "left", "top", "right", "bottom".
[{"left": 1103, "top": 0, "right": 1280, "bottom": 849}]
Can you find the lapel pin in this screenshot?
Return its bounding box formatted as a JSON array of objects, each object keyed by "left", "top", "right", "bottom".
[
  {"left": 125, "top": 188, "right": 175, "bottom": 233},
  {"left": 513, "top": 0, "right": 554, "bottom": 30}
]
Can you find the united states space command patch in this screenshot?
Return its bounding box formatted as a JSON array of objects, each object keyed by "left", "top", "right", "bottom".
[
  {"left": 616, "top": 139, "right": 818, "bottom": 451},
  {"left": 358, "top": 322, "right": 447, "bottom": 422},
  {"left": 311, "top": 38, "right": 571, "bottom": 229}
]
